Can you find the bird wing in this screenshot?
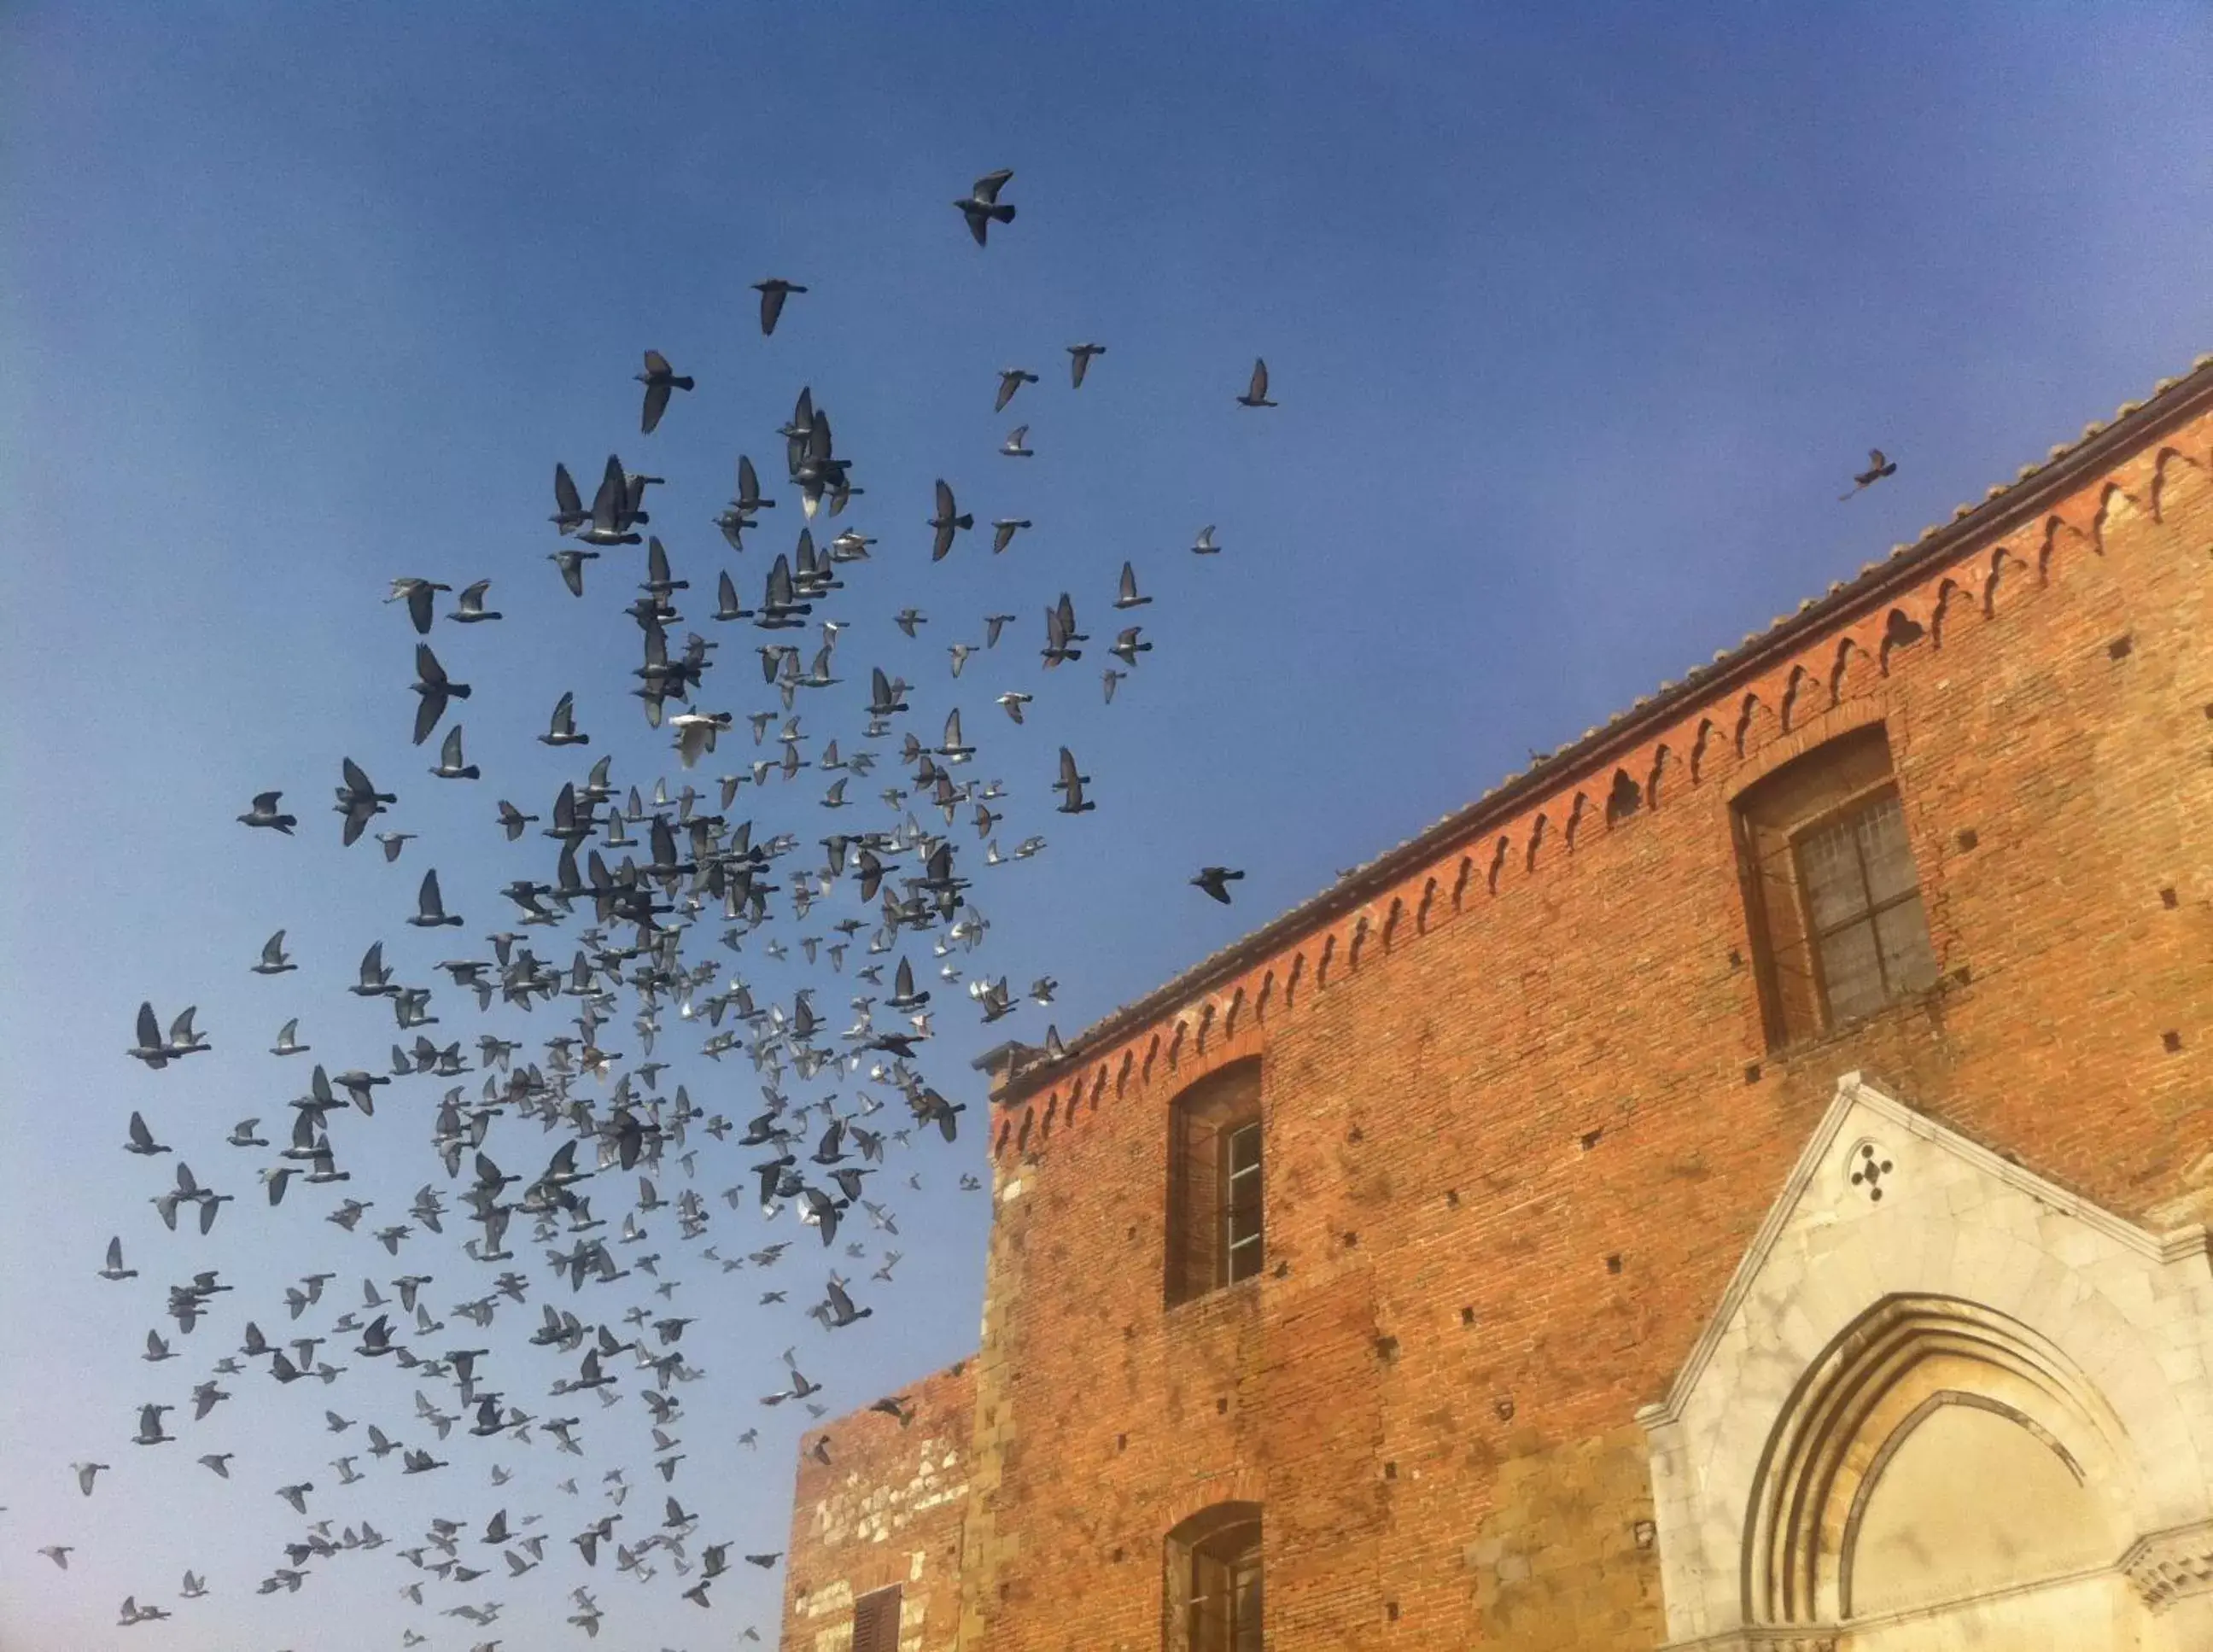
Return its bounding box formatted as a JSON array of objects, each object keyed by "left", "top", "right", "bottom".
[
  {"left": 591, "top": 455, "right": 625, "bottom": 529},
  {"left": 1249, "top": 358, "right": 1269, "bottom": 399},
  {"left": 972, "top": 168, "right": 1013, "bottom": 201},
  {"left": 418, "top": 869, "right": 443, "bottom": 917},
  {"left": 642, "top": 380, "right": 671, "bottom": 435},
  {"left": 554, "top": 463, "right": 582, "bottom": 519},
  {"left": 440, "top": 724, "right": 464, "bottom": 767},
  {"left": 643, "top": 349, "right": 672, "bottom": 377},
  {"left": 416, "top": 644, "right": 447, "bottom": 686},
  {"left": 136, "top": 1001, "right": 161, "bottom": 1049}
]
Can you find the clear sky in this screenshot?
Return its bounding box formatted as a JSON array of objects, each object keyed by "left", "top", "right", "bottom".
[{"left": 4, "top": 4, "right": 2210, "bottom": 1649}]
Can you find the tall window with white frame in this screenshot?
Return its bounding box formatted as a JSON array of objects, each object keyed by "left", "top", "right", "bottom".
[{"left": 1165, "top": 1059, "right": 1264, "bottom": 1307}]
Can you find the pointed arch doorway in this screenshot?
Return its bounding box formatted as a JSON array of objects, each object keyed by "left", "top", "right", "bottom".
[{"left": 1743, "top": 1293, "right": 2146, "bottom": 1649}]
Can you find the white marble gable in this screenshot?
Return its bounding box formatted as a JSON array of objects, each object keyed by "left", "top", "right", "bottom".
[{"left": 1638, "top": 1071, "right": 2213, "bottom": 1651}]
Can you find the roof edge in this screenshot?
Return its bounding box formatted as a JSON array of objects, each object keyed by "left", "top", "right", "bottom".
[{"left": 999, "top": 354, "right": 2213, "bottom": 1111}]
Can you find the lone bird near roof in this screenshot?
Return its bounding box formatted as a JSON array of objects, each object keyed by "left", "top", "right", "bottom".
[
  {"left": 1840, "top": 448, "right": 1897, "bottom": 499},
  {"left": 1192, "top": 866, "right": 1246, "bottom": 904},
  {"left": 1236, "top": 358, "right": 1276, "bottom": 407},
  {"left": 955, "top": 169, "right": 1017, "bottom": 246}
]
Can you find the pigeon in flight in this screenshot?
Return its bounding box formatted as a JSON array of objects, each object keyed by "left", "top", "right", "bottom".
[
  {"left": 1053, "top": 747, "right": 1095, "bottom": 814},
  {"left": 409, "top": 868, "right": 464, "bottom": 929},
  {"left": 1067, "top": 342, "right": 1106, "bottom": 387},
  {"left": 237, "top": 791, "right": 296, "bottom": 833},
  {"left": 251, "top": 929, "right": 295, "bottom": 976},
  {"left": 1236, "top": 357, "right": 1276, "bottom": 407},
  {"left": 540, "top": 692, "right": 589, "bottom": 748},
  {"left": 637, "top": 350, "right": 693, "bottom": 435},
  {"left": 430, "top": 723, "right": 480, "bottom": 780},
  {"left": 928, "top": 482, "right": 972, "bottom": 562},
  {"left": 994, "top": 369, "right": 1038, "bottom": 412},
  {"left": 955, "top": 168, "right": 1017, "bottom": 245},
  {"left": 1839, "top": 448, "right": 1897, "bottom": 499},
  {"left": 387, "top": 578, "right": 451, "bottom": 635},
  {"left": 752, "top": 278, "right": 807, "bottom": 336},
  {"left": 1000, "top": 425, "right": 1033, "bottom": 458},
  {"left": 1191, "top": 866, "right": 1246, "bottom": 904},
  {"left": 1114, "top": 562, "right": 1151, "bottom": 609},
  {"left": 450, "top": 579, "right": 502, "bottom": 623},
  {"left": 411, "top": 644, "right": 470, "bottom": 745}
]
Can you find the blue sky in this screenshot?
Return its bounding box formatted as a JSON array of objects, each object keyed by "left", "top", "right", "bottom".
[{"left": 4, "top": 4, "right": 2210, "bottom": 1648}]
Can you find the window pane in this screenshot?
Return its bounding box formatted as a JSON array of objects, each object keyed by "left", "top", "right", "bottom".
[
  {"left": 1874, "top": 897, "right": 1938, "bottom": 995},
  {"left": 1191, "top": 1550, "right": 1229, "bottom": 1651},
  {"left": 1225, "top": 1122, "right": 1261, "bottom": 1177},
  {"left": 1798, "top": 814, "right": 1871, "bottom": 932},
  {"left": 1232, "top": 1557, "right": 1263, "bottom": 1652},
  {"left": 1854, "top": 793, "right": 1921, "bottom": 908},
  {"left": 1818, "top": 919, "right": 1888, "bottom": 1024}
]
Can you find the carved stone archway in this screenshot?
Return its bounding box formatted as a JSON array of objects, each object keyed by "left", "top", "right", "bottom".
[{"left": 1638, "top": 1073, "right": 2213, "bottom": 1651}]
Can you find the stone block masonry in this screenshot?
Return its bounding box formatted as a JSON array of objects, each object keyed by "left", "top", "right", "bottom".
[{"left": 781, "top": 1359, "right": 974, "bottom": 1651}]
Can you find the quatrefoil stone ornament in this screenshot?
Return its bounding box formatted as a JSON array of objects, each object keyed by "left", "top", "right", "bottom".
[{"left": 1848, "top": 1141, "right": 1896, "bottom": 1202}]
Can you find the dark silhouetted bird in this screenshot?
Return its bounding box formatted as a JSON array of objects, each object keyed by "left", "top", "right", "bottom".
[
  {"left": 1840, "top": 448, "right": 1897, "bottom": 499},
  {"left": 955, "top": 169, "right": 1016, "bottom": 245},
  {"left": 637, "top": 350, "right": 693, "bottom": 435},
  {"left": 1192, "top": 867, "right": 1246, "bottom": 904},
  {"left": 753, "top": 278, "right": 806, "bottom": 336}
]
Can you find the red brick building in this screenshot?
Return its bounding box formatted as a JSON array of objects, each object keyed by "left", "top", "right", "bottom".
[{"left": 783, "top": 356, "right": 2213, "bottom": 1652}]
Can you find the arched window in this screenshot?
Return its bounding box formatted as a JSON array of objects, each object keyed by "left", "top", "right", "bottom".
[
  {"left": 1165, "top": 1502, "right": 1261, "bottom": 1652},
  {"left": 1165, "top": 1060, "right": 1264, "bottom": 1306}
]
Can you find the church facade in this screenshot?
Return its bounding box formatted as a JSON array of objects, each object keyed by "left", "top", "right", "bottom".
[{"left": 780, "top": 353, "right": 2213, "bottom": 1651}]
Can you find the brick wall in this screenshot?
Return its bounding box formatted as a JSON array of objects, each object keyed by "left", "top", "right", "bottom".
[
  {"left": 780, "top": 1359, "right": 976, "bottom": 1652},
  {"left": 945, "top": 379, "right": 2213, "bottom": 1649}
]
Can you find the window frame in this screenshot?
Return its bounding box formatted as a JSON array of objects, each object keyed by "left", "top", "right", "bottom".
[
  {"left": 850, "top": 1582, "right": 902, "bottom": 1652},
  {"left": 1165, "top": 1061, "right": 1264, "bottom": 1308},
  {"left": 1785, "top": 781, "right": 1937, "bottom": 1030},
  {"left": 1165, "top": 1502, "right": 1263, "bottom": 1652},
  {"left": 1731, "top": 721, "right": 1939, "bottom": 1050}
]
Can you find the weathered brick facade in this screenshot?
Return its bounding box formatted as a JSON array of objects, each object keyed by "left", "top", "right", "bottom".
[
  {"left": 781, "top": 1359, "right": 976, "bottom": 1651},
  {"left": 784, "top": 356, "right": 2213, "bottom": 1649}
]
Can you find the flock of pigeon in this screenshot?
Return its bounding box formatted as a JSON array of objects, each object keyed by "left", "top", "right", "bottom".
[{"left": 47, "top": 168, "right": 1271, "bottom": 1649}]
